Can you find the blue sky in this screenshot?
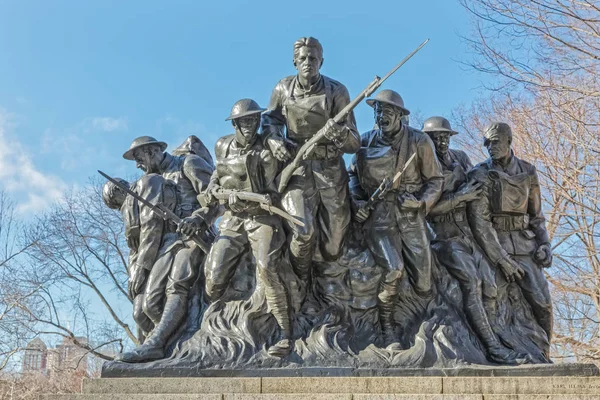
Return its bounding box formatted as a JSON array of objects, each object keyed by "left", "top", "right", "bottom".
[{"left": 0, "top": 0, "right": 489, "bottom": 214}]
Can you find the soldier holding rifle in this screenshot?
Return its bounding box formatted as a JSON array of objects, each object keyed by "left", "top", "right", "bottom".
[
  {"left": 262, "top": 37, "right": 360, "bottom": 285},
  {"left": 202, "top": 99, "right": 296, "bottom": 357},
  {"left": 348, "top": 90, "right": 443, "bottom": 345}
]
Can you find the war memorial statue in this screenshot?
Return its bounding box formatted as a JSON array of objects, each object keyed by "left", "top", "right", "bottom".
[{"left": 99, "top": 37, "right": 557, "bottom": 376}]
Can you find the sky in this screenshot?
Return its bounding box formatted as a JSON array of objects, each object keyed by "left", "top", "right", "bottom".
[{"left": 0, "top": 0, "right": 490, "bottom": 215}]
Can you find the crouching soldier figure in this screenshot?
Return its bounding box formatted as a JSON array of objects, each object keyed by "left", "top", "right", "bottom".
[
  {"left": 468, "top": 122, "right": 553, "bottom": 357},
  {"left": 423, "top": 116, "right": 524, "bottom": 364},
  {"left": 203, "top": 99, "right": 294, "bottom": 357},
  {"left": 348, "top": 90, "right": 443, "bottom": 345}
]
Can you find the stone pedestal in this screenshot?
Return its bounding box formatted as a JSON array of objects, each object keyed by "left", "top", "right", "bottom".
[{"left": 41, "top": 364, "right": 600, "bottom": 400}]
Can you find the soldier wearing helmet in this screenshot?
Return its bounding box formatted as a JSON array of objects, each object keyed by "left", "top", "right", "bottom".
[
  {"left": 468, "top": 122, "right": 553, "bottom": 359},
  {"left": 203, "top": 99, "right": 294, "bottom": 357},
  {"left": 116, "top": 135, "right": 217, "bottom": 362},
  {"left": 262, "top": 37, "right": 360, "bottom": 294},
  {"left": 424, "top": 116, "right": 525, "bottom": 364},
  {"left": 348, "top": 89, "right": 443, "bottom": 345}
]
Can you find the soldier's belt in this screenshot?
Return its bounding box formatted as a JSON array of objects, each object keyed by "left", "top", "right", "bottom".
[
  {"left": 430, "top": 209, "right": 466, "bottom": 224},
  {"left": 382, "top": 184, "right": 422, "bottom": 201},
  {"left": 303, "top": 144, "right": 340, "bottom": 160},
  {"left": 491, "top": 214, "right": 529, "bottom": 231},
  {"left": 176, "top": 203, "right": 198, "bottom": 215}
]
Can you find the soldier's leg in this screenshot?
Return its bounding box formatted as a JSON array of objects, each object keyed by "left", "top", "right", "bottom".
[
  {"left": 133, "top": 294, "right": 154, "bottom": 337},
  {"left": 435, "top": 238, "right": 522, "bottom": 363},
  {"left": 142, "top": 253, "right": 173, "bottom": 324},
  {"left": 366, "top": 228, "right": 404, "bottom": 345},
  {"left": 247, "top": 218, "right": 292, "bottom": 357},
  {"left": 396, "top": 210, "right": 432, "bottom": 298},
  {"left": 281, "top": 181, "right": 318, "bottom": 282},
  {"left": 204, "top": 228, "right": 247, "bottom": 301},
  {"left": 516, "top": 256, "right": 553, "bottom": 341},
  {"left": 317, "top": 183, "right": 351, "bottom": 261}
]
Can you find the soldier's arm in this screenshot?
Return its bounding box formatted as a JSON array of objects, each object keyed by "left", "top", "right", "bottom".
[
  {"left": 262, "top": 81, "right": 287, "bottom": 146},
  {"left": 417, "top": 134, "right": 444, "bottom": 214},
  {"left": 527, "top": 165, "right": 551, "bottom": 246},
  {"left": 136, "top": 175, "right": 167, "bottom": 271},
  {"left": 467, "top": 168, "right": 510, "bottom": 266},
  {"left": 330, "top": 84, "right": 360, "bottom": 154},
  {"left": 429, "top": 151, "right": 474, "bottom": 216},
  {"left": 347, "top": 154, "right": 368, "bottom": 202},
  {"left": 183, "top": 155, "right": 220, "bottom": 225}
]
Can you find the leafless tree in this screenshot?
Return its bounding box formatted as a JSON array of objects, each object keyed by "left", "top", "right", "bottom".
[{"left": 457, "top": 0, "right": 600, "bottom": 363}]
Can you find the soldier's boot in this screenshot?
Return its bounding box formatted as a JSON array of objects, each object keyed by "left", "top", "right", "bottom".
[
  {"left": 378, "top": 281, "right": 399, "bottom": 346},
  {"left": 116, "top": 294, "right": 187, "bottom": 363},
  {"left": 264, "top": 271, "right": 294, "bottom": 358},
  {"left": 465, "top": 299, "right": 528, "bottom": 365}
]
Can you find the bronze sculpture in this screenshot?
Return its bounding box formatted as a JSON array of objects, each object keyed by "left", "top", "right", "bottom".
[
  {"left": 97, "top": 39, "right": 560, "bottom": 375},
  {"left": 423, "top": 116, "right": 524, "bottom": 364},
  {"left": 112, "top": 136, "right": 216, "bottom": 362},
  {"left": 468, "top": 122, "right": 553, "bottom": 358},
  {"left": 202, "top": 99, "right": 294, "bottom": 357},
  {"left": 348, "top": 90, "right": 443, "bottom": 345},
  {"left": 262, "top": 37, "right": 360, "bottom": 289}
]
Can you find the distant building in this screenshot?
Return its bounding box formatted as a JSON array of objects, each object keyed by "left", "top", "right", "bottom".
[
  {"left": 21, "top": 336, "right": 89, "bottom": 374},
  {"left": 22, "top": 338, "right": 47, "bottom": 372}
]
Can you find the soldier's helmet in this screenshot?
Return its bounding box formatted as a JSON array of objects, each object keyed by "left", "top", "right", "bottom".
[
  {"left": 226, "top": 99, "right": 266, "bottom": 121},
  {"left": 366, "top": 89, "right": 410, "bottom": 116},
  {"left": 422, "top": 116, "right": 458, "bottom": 136},
  {"left": 123, "top": 136, "right": 168, "bottom": 160}
]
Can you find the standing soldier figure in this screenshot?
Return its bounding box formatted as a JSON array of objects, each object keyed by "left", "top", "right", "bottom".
[
  {"left": 468, "top": 122, "right": 553, "bottom": 356},
  {"left": 203, "top": 99, "right": 294, "bottom": 357},
  {"left": 102, "top": 174, "right": 177, "bottom": 343},
  {"left": 116, "top": 136, "right": 216, "bottom": 362},
  {"left": 348, "top": 90, "right": 443, "bottom": 344},
  {"left": 262, "top": 37, "right": 360, "bottom": 287},
  {"left": 423, "top": 116, "right": 523, "bottom": 363}
]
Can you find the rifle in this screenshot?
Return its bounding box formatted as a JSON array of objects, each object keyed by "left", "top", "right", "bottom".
[
  {"left": 278, "top": 39, "right": 429, "bottom": 193},
  {"left": 98, "top": 170, "right": 212, "bottom": 253},
  {"left": 359, "top": 153, "right": 417, "bottom": 212},
  {"left": 211, "top": 188, "right": 305, "bottom": 228}
]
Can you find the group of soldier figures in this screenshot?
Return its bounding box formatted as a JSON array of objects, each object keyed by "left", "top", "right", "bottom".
[{"left": 102, "top": 37, "right": 553, "bottom": 367}]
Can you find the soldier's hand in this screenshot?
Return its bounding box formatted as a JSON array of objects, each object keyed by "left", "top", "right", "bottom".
[
  {"left": 457, "top": 181, "right": 483, "bottom": 203},
  {"left": 534, "top": 244, "right": 553, "bottom": 268},
  {"left": 228, "top": 193, "right": 248, "bottom": 213},
  {"left": 198, "top": 188, "right": 218, "bottom": 208},
  {"left": 321, "top": 119, "right": 347, "bottom": 143},
  {"left": 177, "top": 216, "right": 203, "bottom": 236},
  {"left": 399, "top": 193, "right": 423, "bottom": 211},
  {"left": 268, "top": 139, "right": 292, "bottom": 162},
  {"left": 353, "top": 200, "right": 371, "bottom": 223},
  {"left": 128, "top": 264, "right": 147, "bottom": 299},
  {"left": 497, "top": 257, "right": 525, "bottom": 283}
]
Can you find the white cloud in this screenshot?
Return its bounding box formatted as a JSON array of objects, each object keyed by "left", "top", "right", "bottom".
[
  {"left": 90, "top": 117, "right": 128, "bottom": 132},
  {"left": 0, "top": 108, "right": 67, "bottom": 214}
]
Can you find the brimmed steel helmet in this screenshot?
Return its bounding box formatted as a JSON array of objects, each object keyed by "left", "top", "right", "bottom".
[
  {"left": 226, "top": 99, "right": 266, "bottom": 121},
  {"left": 366, "top": 89, "right": 410, "bottom": 115},
  {"left": 422, "top": 116, "right": 458, "bottom": 136},
  {"left": 123, "top": 136, "right": 167, "bottom": 160}
]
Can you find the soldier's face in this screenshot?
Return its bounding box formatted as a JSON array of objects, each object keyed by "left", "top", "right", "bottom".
[
  {"left": 133, "top": 146, "right": 163, "bottom": 174},
  {"left": 374, "top": 103, "right": 402, "bottom": 135},
  {"left": 485, "top": 135, "right": 511, "bottom": 160},
  {"left": 294, "top": 47, "right": 322, "bottom": 82},
  {"left": 234, "top": 115, "right": 260, "bottom": 146},
  {"left": 430, "top": 132, "right": 450, "bottom": 156}
]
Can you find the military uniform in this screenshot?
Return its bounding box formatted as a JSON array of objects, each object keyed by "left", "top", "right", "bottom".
[
  {"left": 348, "top": 123, "right": 443, "bottom": 341},
  {"left": 262, "top": 75, "right": 360, "bottom": 279},
  {"left": 468, "top": 153, "right": 553, "bottom": 341},
  {"left": 120, "top": 174, "right": 178, "bottom": 330},
  {"left": 427, "top": 146, "right": 520, "bottom": 362}
]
